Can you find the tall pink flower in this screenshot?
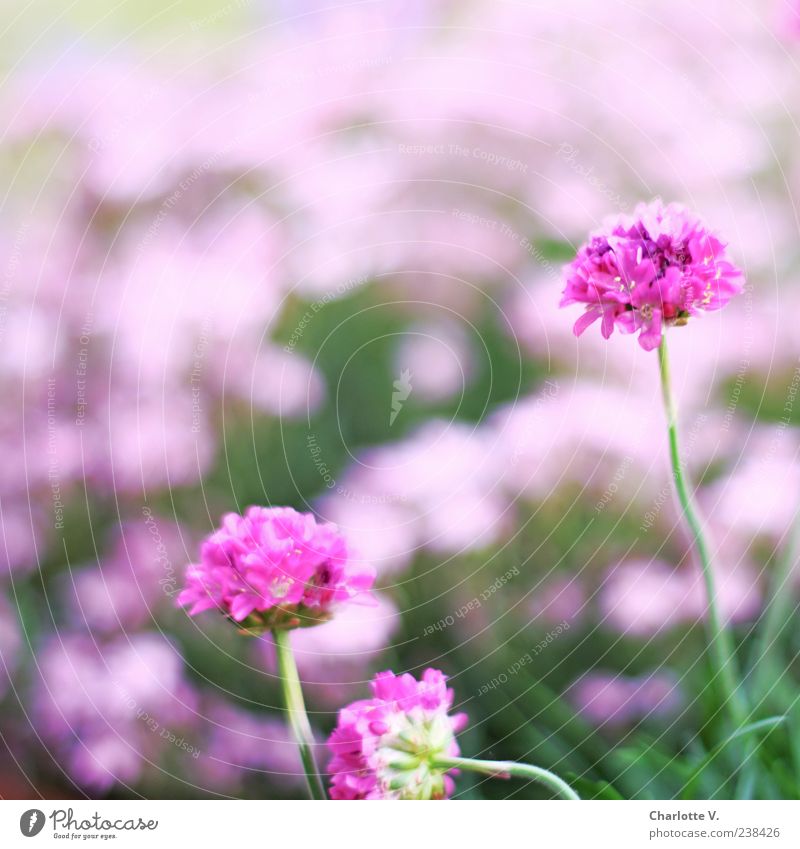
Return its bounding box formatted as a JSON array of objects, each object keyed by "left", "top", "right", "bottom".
[
  {"left": 561, "top": 199, "right": 744, "bottom": 350},
  {"left": 327, "top": 668, "right": 468, "bottom": 800},
  {"left": 177, "top": 507, "right": 374, "bottom": 632}
]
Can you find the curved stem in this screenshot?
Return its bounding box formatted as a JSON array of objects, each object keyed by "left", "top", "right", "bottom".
[
  {"left": 658, "top": 336, "right": 748, "bottom": 729},
  {"left": 433, "top": 755, "right": 580, "bottom": 800},
  {"left": 273, "top": 628, "right": 326, "bottom": 800}
]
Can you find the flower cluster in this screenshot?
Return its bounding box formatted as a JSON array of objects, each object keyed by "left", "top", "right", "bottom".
[
  {"left": 560, "top": 199, "right": 744, "bottom": 350},
  {"left": 327, "top": 668, "right": 468, "bottom": 800},
  {"left": 177, "top": 507, "right": 374, "bottom": 632},
  {"left": 34, "top": 633, "right": 197, "bottom": 792}
]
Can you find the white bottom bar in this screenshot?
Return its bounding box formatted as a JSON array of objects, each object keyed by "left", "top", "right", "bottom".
[{"left": 1, "top": 800, "right": 798, "bottom": 848}]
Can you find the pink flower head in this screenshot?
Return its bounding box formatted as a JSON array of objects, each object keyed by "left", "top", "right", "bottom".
[
  {"left": 177, "top": 507, "right": 374, "bottom": 632},
  {"left": 327, "top": 668, "right": 468, "bottom": 800},
  {"left": 561, "top": 199, "right": 744, "bottom": 351}
]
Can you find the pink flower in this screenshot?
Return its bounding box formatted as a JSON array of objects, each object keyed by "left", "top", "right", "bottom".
[
  {"left": 65, "top": 516, "right": 188, "bottom": 633},
  {"left": 327, "top": 668, "right": 468, "bottom": 800},
  {"left": 571, "top": 671, "right": 683, "bottom": 728},
  {"left": 34, "top": 633, "right": 197, "bottom": 792},
  {"left": 529, "top": 576, "right": 586, "bottom": 626},
  {"left": 177, "top": 507, "right": 374, "bottom": 632},
  {"left": 195, "top": 702, "right": 304, "bottom": 792},
  {"left": 561, "top": 199, "right": 744, "bottom": 350},
  {"left": 600, "top": 556, "right": 761, "bottom": 637}
]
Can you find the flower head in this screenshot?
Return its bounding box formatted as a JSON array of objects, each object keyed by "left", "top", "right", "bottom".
[
  {"left": 327, "top": 668, "right": 468, "bottom": 800},
  {"left": 177, "top": 506, "right": 374, "bottom": 632},
  {"left": 561, "top": 199, "right": 744, "bottom": 350}
]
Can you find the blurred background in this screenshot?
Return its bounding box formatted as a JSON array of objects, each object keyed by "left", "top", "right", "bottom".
[{"left": 1, "top": 0, "right": 799, "bottom": 799}]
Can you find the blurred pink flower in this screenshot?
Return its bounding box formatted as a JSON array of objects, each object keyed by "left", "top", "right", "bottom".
[
  {"left": 91, "top": 391, "right": 213, "bottom": 494},
  {"left": 600, "top": 559, "right": 695, "bottom": 636},
  {"left": 316, "top": 497, "right": 418, "bottom": 578},
  {"left": 394, "top": 322, "right": 473, "bottom": 403},
  {"left": 777, "top": 0, "right": 800, "bottom": 38},
  {"left": 0, "top": 505, "right": 48, "bottom": 579},
  {"left": 195, "top": 702, "right": 303, "bottom": 792},
  {"left": 328, "top": 668, "right": 467, "bottom": 800},
  {"left": 571, "top": 671, "right": 683, "bottom": 728},
  {"left": 213, "top": 344, "right": 325, "bottom": 419},
  {"left": 328, "top": 421, "right": 512, "bottom": 558},
  {"left": 704, "top": 427, "right": 800, "bottom": 541},
  {"left": 178, "top": 507, "right": 374, "bottom": 630},
  {"left": 283, "top": 593, "right": 399, "bottom": 676},
  {"left": 530, "top": 576, "right": 586, "bottom": 626},
  {"left": 489, "top": 381, "right": 669, "bottom": 505},
  {"left": 95, "top": 206, "right": 285, "bottom": 386},
  {"left": 600, "top": 557, "right": 761, "bottom": 637},
  {"left": 66, "top": 517, "right": 188, "bottom": 633},
  {"left": 34, "top": 633, "right": 197, "bottom": 792}
]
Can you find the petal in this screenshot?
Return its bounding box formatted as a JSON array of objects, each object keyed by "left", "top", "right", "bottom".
[
  {"left": 573, "top": 308, "right": 601, "bottom": 337},
  {"left": 637, "top": 310, "right": 663, "bottom": 351},
  {"left": 600, "top": 308, "right": 617, "bottom": 339},
  {"left": 229, "top": 593, "right": 259, "bottom": 621},
  {"left": 190, "top": 597, "right": 221, "bottom": 616},
  {"left": 634, "top": 259, "right": 657, "bottom": 286}
]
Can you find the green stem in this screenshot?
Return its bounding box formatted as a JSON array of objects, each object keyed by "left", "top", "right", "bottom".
[
  {"left": 273, "top": 629, "right": 326, "bottom": 800},
  {"left": 658, "top": 336, "right": 748, "bottom": 730},
  {"left": 433, "top": 755, "right": 580, "bottom": 800},
  {"left": 681, "top": 716, "right": 786, "bottom": 800}
]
